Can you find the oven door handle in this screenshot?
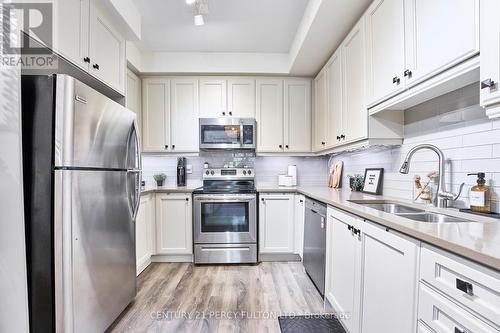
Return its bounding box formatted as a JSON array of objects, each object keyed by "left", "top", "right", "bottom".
[{"left": 194, "top": 197, "right": 256, "bottom": 202}]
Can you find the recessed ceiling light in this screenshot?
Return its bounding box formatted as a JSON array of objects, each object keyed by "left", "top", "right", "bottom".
[
  {"left": 186, "top": 0, "right": 196, "bottom": 5},
  {"left": 194, "top": 14, "right": 204, "bottom": 26}
]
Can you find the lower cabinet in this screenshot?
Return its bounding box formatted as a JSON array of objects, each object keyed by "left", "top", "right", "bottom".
[
  {"left": 325, "top": 206, "right": 420, "bottom": 333},
  {"left": 259, "top": 193, "right": 295, "bottom": 254},
  {"left": 136, "top": 193, "right": 155, "bottom": 275},
  {"left": 155, "top": 193, "right": 193, "bottom": 256},
  {"left": 360, "top": 221, "right": 420, "bottom": 333},
  {"left": 294, "top": 194, "right": 306, "bottom": 258},
  {"left": 326, "top": 207, "right": 363, "bottom": 333}
]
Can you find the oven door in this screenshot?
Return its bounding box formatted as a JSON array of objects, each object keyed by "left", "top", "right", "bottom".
[
  {"left": 199, "top": 118, "right": 255, "bottom": 150},
  {"left": 194, "top": 194, "right": 257, "bottom": 244}
]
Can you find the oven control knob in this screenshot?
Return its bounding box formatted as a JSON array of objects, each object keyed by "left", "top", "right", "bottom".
[
  {"left": 205, "top": 170, "right": 210, "bottom": 175},
  {"left": 243, "top": 170, "right": 247, "bottom": 175},
  {"left": 248, "top": 170, "right": 252, "bottom": 175},
  {"left": 210, "top": 170, "right": 215, "bottom": 175}
]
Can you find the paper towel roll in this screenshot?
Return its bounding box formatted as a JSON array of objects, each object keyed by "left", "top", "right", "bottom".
[{"left": 287, "top": 165, "right": 297, "bottom": 186}]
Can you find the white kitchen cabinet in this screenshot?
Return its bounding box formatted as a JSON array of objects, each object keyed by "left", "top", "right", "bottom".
[
  {"left": 89, "top": 1, "right": 126, "bottom": 94},
  {"left": 155, "top": 193, "right": 193, "bottom": 255},
  {"left": 170, "top": 79, "right": 199, "bottom": 152},
  {"left": 365, "top": 0, "right": 406, "bottom": 105},
  {"left": 325, "top": 207, "right": 362, "bottom": 333},
  {"left": 360, "top": 221, "right": 420, "bottom": 333},
  {"left": 259, "top": 193, "right": 295, "bottom": 254},
  {"left": 341, "top": 18, "right": 368, "bottom": 144},
  {"left": 142, "top": 78, "right": 170, "bottom": 152},
  {"left": 54, "top": 0, "right": 90, "bottom": 71},
  {"left": 126, "top": 69, "right": 142, "bottom": 148},
  {"left": 325, "top": 49, "right": 343, "bottom": 148},
  {"left": 256, "top": 79, "right": 284, "bottom": 153},
  {"left": 227, "top": 79, "right": 256, "bottom": 118},
  {"left": 293, "top": 194, "right": 305, "bottom": 258},
  {"left": 405, "top": 0, "right": 479, "bottom": 87},
  {"left": 284, "top": 79, "right": 312, "bottom": 153},
  {"left": 199, "top": 79, "right": 227, "bottom": 117},
  {"left": 136, "top": 194, "right": 154, "bottom": 275},
  {"left": 313, "top": 70, "right": 328, "bottom": 152},
  {"left": 480, "top": 0, "right": 500, "bottom": 115}
]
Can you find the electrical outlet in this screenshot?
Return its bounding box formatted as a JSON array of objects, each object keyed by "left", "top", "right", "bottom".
[{"left": 186, "top": 164, "right": 193, "bottom": 174}]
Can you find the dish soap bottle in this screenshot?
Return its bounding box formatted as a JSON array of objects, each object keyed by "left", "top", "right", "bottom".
[{"left": 467, "top": 173, "right": 491, "bottom": 213}]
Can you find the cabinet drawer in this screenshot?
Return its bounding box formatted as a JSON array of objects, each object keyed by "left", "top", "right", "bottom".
[
  {"left": 419, "top": 283, "right": 498, "bottom": 333},
  {"left": 420, "top": 244, "right": 500, "bottom": 328}
]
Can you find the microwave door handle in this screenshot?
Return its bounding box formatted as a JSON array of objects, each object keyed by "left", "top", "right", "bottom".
[{"left": 240, "top": 123, "right": 244, "bottom": 147}]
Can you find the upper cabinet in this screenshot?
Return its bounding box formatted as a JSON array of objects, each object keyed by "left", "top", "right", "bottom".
[
  {"left": 55, "top": 0, "right": 126, "bottom": 94},
  {"left": 366, "top": 0, "right": 479, "bottom": 107},
  {"left": 142, "top": 78, "right": 170, "bottom": 152},
  {"left": 365, "top": 0, "right": 406, "bottom": 105},
  {"left": 325, "top": 50, "right": 343, "bottom": 148},
  {"left": 170, "top": 79, "right": 199, "bottom": 152},
  {"left": 199, "top": 79, "right": 227, "bottom": 117},
  {"left": 256, "top": 78, "right": 312, "bottom": 153},
  {"left": 126, "top": 69, "right": 142, "bottom": 148},
  {"left": 313, "top": 70, "right": 328, "bottom": 151},
  {"left": 227, "top": 79, "right": 256, "bottom": 118},
  {"left": 480, "top": 0, "right": 500, "bottom": 118}
]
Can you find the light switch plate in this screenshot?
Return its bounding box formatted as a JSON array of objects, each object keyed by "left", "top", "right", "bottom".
[{"left": 186, "top": 164, "right": 193, "bottom": 174}]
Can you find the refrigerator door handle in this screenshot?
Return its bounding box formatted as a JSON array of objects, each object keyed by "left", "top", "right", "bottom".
[{"left": 127, "top": 169, "right": 141, "bottom": 220}]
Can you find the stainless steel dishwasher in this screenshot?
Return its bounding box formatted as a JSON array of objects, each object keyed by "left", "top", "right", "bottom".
[{"left": 303, "top": 197, "right": 327, "bottom": 297}]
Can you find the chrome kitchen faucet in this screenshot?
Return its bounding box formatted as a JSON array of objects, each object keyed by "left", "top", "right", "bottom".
[{"left": 400, "top": 144, "right": 464, "bottom": 208}]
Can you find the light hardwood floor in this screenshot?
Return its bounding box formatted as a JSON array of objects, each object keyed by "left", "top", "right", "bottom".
[{"left": 108, "top": 262, "right": 328, "bottom": 333}]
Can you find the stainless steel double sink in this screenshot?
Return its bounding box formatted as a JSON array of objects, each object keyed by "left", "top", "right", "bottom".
[{"left": 348, "top": 200, "right": 474, "bottom": 223}]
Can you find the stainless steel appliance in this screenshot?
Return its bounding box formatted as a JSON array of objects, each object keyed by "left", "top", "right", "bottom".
[
  {"left": 193, "top": 168, "right": 257, "bottom": 264},
  {"left": 199, "top": 118, "right": 256, "bottom": 150},
  {"left": 177, "top": 157, "right": 187, "bottom": 186},
  {"left": 303, "top": 198, "right": 327, "bottom": 296},
  {"left": 21, "top": 75, "right": 140, "bottom": 332}
]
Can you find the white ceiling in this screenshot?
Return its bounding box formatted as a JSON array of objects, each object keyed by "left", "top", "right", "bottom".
[{"left": 134, "top": 0, "right": 309, "bottom": 53}]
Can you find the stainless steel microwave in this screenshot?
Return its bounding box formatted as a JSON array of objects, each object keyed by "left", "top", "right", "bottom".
[{"left": 199, "top": 118, "right": 256, "bottom": 150}]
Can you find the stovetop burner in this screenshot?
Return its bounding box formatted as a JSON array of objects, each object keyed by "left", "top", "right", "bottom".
[{"left": 194, "top": 167, "right": 256, "bottom": 194}]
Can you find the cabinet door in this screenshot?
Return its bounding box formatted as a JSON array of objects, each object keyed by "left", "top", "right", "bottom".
[
  {"left": 365, "top": 0, "right": 406, "bottom": 105},
  {"left": 361, "top": 221, "right": 420, "bottom": 333},
  {"left": 256, "top": 79, "right": 284, "bottom": 153},
  {"left": 227, "top": 79, "right": 255, "bottom": 118},
  {"left": 170, "top": 79, "right": 199, "bottom": 152},
  {"left": 199, "top": 79, "right": 227, "bottom": 117},
  {"left": 480, "top": 0, "right": 500, "bottom": 107},
  {"left": 313, "top": 70, "right": 328, "bottom": 151},
  {"left": 284, "top": 79, "right": 312, "bottom": 153},
  {"left": 342, "top": 18, "right": 368, "bottom": 144},
  {"left": 89, "top": 1, "right": 126, "bottom": 94},
  {"left": 54, "top": 0, "right": 90, "bottom": 71},
  {"left": 405, "top": 0, "right": 479, "bottom": 86},
  {"left": 156, "top": 194, "right": 192, "bottom": 255},
  {"left": 126, "top": 69, "right": 142, "bottom": 149},
  {"left": 293, "top": 194, "right": 305, "bottom": 258},
  {"left": 325, "top": 50, "right": 343, "bottom": 148},
  {"left": 326, "top": 210, "right": 362, "bottom": 333},
  {"left": 259, "top": 194, "right": 295, "bottom": 254},
  {"left": 136, "top": 194, "right": 153, "bottom": 275},
  {"left": 142, "top": 79, "right": 170, "bottom": 152}
]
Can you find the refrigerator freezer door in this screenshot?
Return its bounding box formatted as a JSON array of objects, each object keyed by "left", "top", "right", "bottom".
[
  {"left": 55, "top": 169, "right": 136, "bottom": 333},
  {"left": 54, "top": 75, "right": 137, "bottom": 169}
]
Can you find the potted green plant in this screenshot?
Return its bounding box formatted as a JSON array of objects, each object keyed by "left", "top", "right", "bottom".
[
  {"left": 347, "top": 174, "right": 364, "bottom": 192},
  {"left": 153, "top": 173, "right": 167, "bottom": 187}
]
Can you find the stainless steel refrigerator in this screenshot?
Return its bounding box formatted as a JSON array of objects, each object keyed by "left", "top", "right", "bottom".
[{"left": 21, "top": 74, "right": 141, "bottom": 333}]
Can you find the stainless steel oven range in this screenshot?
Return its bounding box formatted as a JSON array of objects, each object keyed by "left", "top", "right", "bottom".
[{"left": 193, "top": 168, "right": 257, "bottom": 264}]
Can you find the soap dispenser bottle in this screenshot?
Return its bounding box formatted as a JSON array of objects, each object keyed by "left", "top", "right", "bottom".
[{"left": 467, "top": 173, "right": 491, "bottom": 213}]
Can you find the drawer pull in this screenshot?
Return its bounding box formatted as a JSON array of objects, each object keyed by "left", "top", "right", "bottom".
[{"left": 456, "top": 278, "right": 474, "bottom": 296}]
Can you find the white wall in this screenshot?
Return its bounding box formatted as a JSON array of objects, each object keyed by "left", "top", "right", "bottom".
[
  {"left": 330, "top": 84, "right": 500, "bottom": 213},
  {"left": 0, "top": 5, "right": 30, "bottom": 331}
]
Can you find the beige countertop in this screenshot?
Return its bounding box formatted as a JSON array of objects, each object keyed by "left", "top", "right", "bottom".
[
  {"left": 259, "top": 185, "right": 500, "bottom": 271},
  {"left": 141, "top": 185, "right": 201, "bottom": 194}
]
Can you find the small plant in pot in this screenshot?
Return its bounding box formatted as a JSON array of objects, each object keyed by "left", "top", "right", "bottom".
[
  {"left": 347, "top": 174, "right": 364, "bottom": 192},
  {"left": 153, "top": 173, "right": 167, "bottom": 187}
]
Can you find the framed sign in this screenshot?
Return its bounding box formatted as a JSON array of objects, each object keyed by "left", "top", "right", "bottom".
[{"left": 362, "top": 168, "right": 384, "bottom": 195}]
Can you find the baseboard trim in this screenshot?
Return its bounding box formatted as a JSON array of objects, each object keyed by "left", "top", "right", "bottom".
[
  {"left": 151, "top": 254, "right": 194, "bottom": 263},
  {"left": 259, "top": 253, "right": 302, "bottom": 262},
  {"left": 136, "top": 257, "right": 152, "bottom": 276}
]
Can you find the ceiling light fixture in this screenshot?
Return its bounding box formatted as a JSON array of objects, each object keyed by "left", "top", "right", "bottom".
[
  {"left": 194, "top": 14, "right": 204, "bottom": 26},
  {"left": 185, "top": 0, "right": 196, "bottom": 5}
]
